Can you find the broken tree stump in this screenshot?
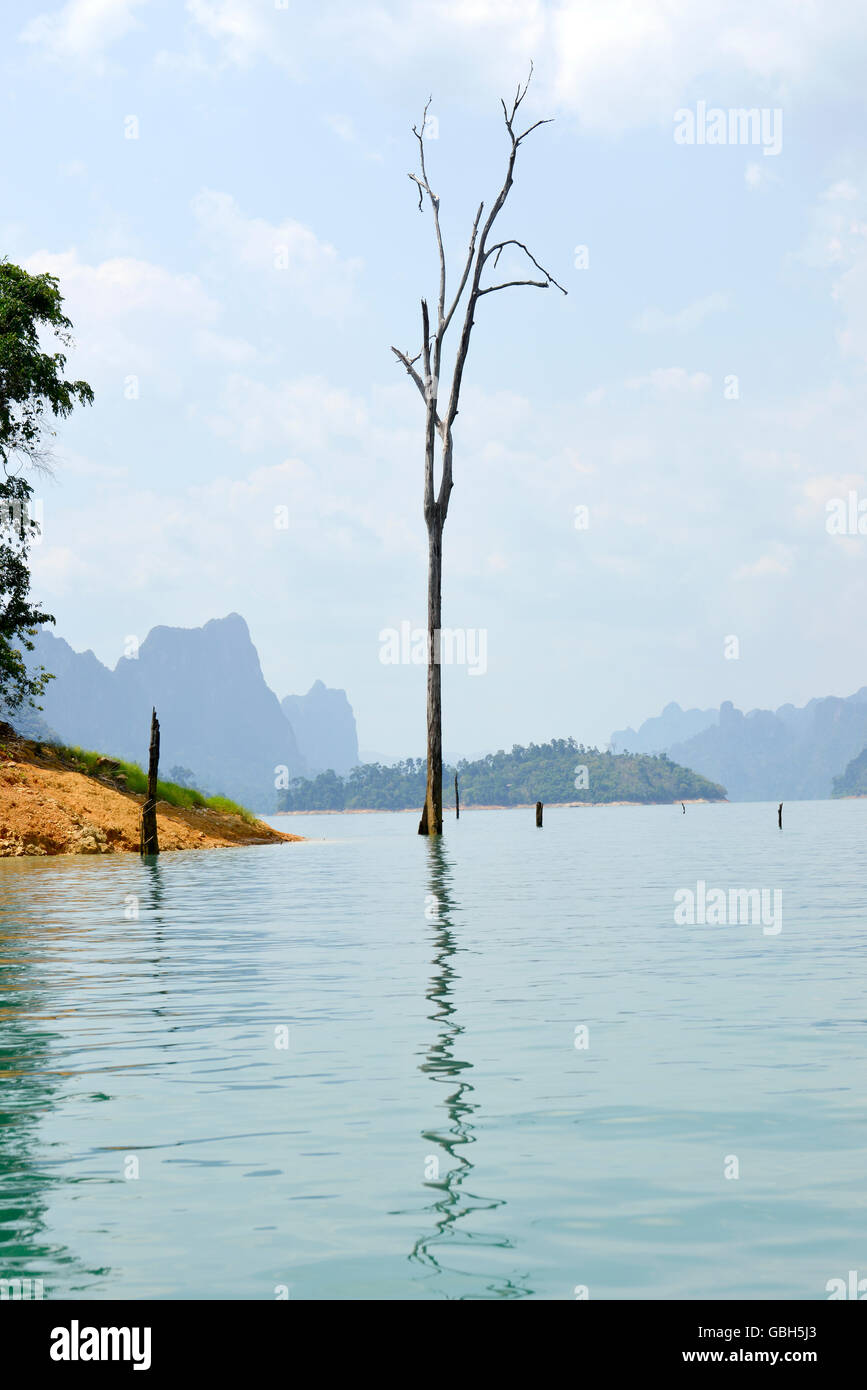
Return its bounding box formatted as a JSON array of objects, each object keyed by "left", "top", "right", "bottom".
[
  {"left": 140, "top": 707, "right": 160, "bottom": 857},
  {"left": 536, "top": 800, "right": 543, "bottom": 828}
]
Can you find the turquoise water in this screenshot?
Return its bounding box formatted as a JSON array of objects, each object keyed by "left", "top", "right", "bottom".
[{"left": 1, "top": 800, "right": 866, "bottom": 1300}]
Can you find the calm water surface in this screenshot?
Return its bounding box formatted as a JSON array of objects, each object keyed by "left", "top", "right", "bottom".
[{"left": 1, "top": 801, "right": 866, "bottom": 1300}]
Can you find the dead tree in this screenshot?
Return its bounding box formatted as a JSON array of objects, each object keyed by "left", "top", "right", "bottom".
[
  {"left": 140, "top": 707, "right": 160, "bottom": 857},
  {"left": 392, "top": 67, "right": 565, "bottom": 836}
]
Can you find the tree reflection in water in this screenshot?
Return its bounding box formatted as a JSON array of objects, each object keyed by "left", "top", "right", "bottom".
[{"left": 410, "top": 838, "right": 532, "bottom": 1298}]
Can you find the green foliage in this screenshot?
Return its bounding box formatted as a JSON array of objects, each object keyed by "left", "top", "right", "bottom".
[
  {"left": 0, "top": 476, "right": 53, "bottom": 711},
  {"left": 0, "top": 258, "right": 94, "bottom": 471},
  {"left": 58, "top": 744, "right": 255, "bottom": 821},
  {"left": 0, "top": 259, "right": 93, "bottom": 712},
  {"left": 277, "top": 739, "right": 727, "bottom": 811},
  {"left": 279, "top": 760, "right": 428, "bottom": 811},
  {"left": 205, "top": 794, "right": 257, "bottom": 824}
]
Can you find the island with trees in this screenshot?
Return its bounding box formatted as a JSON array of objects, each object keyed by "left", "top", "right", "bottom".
[{"left": 276, "top": 739, "right": 727, "bottom": 812}]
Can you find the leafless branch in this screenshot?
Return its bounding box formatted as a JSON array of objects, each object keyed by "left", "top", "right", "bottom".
[
  {"left": 390, "top": 345, "right": 426, "bottom": 398},
  {"left": 412, "top": 99, "right": 447, "bottom": 340},
  {"left": 516, "top": 117, "right": 553, "bottom": 144},
  {"left": 477, "top": 278, "right": 551, "bottom": 296},
  {"left": 442, "top": 202, "right": 484, "bottom": 335},
  {"left": 394, "top": 63, "right": 565, "bottom": 516},
  {"left": 485, "top": 238, "right": 568, "bottom": 294}
]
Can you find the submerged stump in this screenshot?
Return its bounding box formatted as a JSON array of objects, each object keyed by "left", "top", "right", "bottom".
[{"left": 140, "top": 708, "right": 160, "bottom": 857}]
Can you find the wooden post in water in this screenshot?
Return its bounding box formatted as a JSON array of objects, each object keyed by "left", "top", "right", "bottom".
[
  {"left": 455, "top": 774, "right": 460, "bottom": 820},
  {"left": 536, "top": 800, "right": 543, "bottom": 828},
  {"left": 778, "top": 802, "right": 783, "bottom": 829},
  {"left": 140, "top": 707, "right": 160, "bottom": 857}
]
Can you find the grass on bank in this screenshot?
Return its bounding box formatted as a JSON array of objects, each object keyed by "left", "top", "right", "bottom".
[{"left": 47, "top": 744, "right": 257, "bottom": 824}]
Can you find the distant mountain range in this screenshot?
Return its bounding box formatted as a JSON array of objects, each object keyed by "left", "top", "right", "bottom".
[
  {"left": 832, "top": 746, "right": 867, "bottom": 797},
  {"left": 13, "top": 615, "right": 867, "bottom": 808},
  {"left": 281, "top": 682, "right": 358, "bottom": 781},
  {"left": 12, "top": 614, "right": 358, "bottom": 811},
  {"left": 612, "top": 690, "right": 867, "bottom": 800}
]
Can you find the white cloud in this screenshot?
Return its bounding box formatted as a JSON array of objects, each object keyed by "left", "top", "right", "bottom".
[
  {"left": 21, "top": 0, "right": 148, "bottom": 65},
  {"left": 800, "top": 179, "right": 865, "bottom": 268},
  {"left": 22, "top": 0, "right": 867, "bottom": 141},
  {"left": 798, "top": 473, "right": 866, "bottom": 520},
  {"left": 323, "top": 113, "right": 384, "bottom": 162},
  {"left": 201, "top": 373, "right": 369, "bottom": 453},
  {"left": 733, "top": 546, "right": 792, "bottom": 580},
  {"left": 633, "top": 292, "right": 729, "bottom": 334},
  {"left": 799, "top": 180, "right": 867, "bottom": 365},
  {"left": 30, "top": 542, "right": 97, "bottom": 594},
  {"left": 192, "top": 328, "right": 256, "bottom": 364},
  {"left": 552, "top": 0, "right": 867, "bottom": 129},
  {"left": 744, "top": 161, "right": 780, "bottom": 191},
  {"left": 325, "top": 114, "right": 358, "bottom": 143},
  {"left": 741, "top": 447, "right": 801, "bottom": 473},
  {"left": 22, "top": 248, "right": 220, "bottom": 382},
  {"left": 192, "top": 189, "right": 361, "bottom": 317},
  {"left": 56, "top": 449, "right": 129, "bottom": 479},
  {"left": 33, "top": 434, "right": 422, "bottom": 614},
  {"left": 171, "top": 0, "right": 867, "bottom": 132},
  {"left": 182, "top": 0, "right": 272, "bottom": 69}
]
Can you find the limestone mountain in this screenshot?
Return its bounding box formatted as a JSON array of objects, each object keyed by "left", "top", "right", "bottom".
[
  {"left": 281, "top": 680, "right": 358, "bottom": 776},
  {"left": 18, "top": 614, "right": 356, "bottom": 811},
  {"left": 611, "top": 701, "right": 718, "bottom": 755},
  {"left": 615, "top": 690, "right": 867, "bottom": 800}
]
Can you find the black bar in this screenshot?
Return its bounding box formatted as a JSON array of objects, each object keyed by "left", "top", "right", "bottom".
[{"left": 7, "top": 1298, "right": 864, "bottom": 1376}]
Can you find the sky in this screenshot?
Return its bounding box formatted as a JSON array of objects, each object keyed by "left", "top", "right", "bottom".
[{"left": 2, "top": 0, "right": 867, "bottom": 759}]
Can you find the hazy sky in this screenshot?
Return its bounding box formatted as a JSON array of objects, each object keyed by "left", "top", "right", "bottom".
[{"left": 3, "top": 0, "right": 867, "bottom": 757}]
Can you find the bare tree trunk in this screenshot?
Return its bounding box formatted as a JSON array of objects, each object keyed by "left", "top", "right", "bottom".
[
  {"left": 140, "top": 707, "right": 160, "bottom": 857},
  {"left": 392, "top": 71, "right": 565, "bottom": 837},
  {"left": 419, "top": 516, "right": 443, "bottom": 835}
]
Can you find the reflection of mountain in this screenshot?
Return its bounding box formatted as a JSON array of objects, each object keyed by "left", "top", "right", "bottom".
[
  {"left": 0, "top": 897, "right": 97, "bottom": 1295},
  {"left": 410, "top": 841, "right": 531, "bottom": 1299},
  {"left": 613, "top": 689, "right": 867, "bottom": 800}
]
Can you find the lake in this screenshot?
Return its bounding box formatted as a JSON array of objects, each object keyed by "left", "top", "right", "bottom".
[{"left": 1, "top": 799, "right": 865, "bottom": 1300}]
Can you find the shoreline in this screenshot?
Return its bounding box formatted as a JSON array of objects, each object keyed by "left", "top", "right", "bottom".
[
  {"left": 0, "top": 733, "right": 302, "bottom": 856},
  {"left": 274, "top": 797, "right": 726, "bottom": 816}
]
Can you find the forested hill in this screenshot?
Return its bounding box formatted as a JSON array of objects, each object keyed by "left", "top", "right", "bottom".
[
  {"left": 832, "top": 746, "right": 867, "bottom": 797},
  {"left": 276, "top": 739, "right": 727, "bottom": 811}
]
